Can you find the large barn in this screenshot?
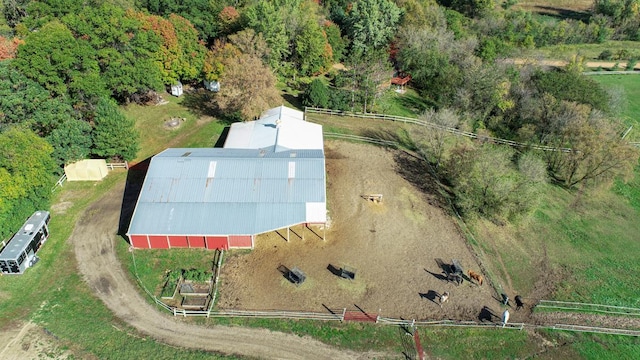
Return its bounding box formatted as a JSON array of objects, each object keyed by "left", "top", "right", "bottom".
[{"left": 126, "top": 106, "right": 326, "bottom": 250}]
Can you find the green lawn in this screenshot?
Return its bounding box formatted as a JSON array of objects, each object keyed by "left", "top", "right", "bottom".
[{"left": 592, "top": 75, "right": 640, "bottom": 141}]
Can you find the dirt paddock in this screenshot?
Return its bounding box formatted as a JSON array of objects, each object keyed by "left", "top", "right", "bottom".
[{"left": 217, "top": 141, "right": 504, "bottom": 321}]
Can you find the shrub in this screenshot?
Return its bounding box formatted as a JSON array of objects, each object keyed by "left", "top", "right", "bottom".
[
  {"left": 626, "top": 57, "right": 637, "bottom": 70},
  {"left": 333, "top": 70, "right": 351, "bottom": 88},
  {"left": 598, "top": 50, "right": 613, "bottom": 60},
  {"left": 183, "top": 269, "right": 210, "bottom": 282},
  {"left": 302, "top": 79, "right": 330, "bottom": 108},
  {"left": 329, "top": 89, "right": 352, "bottom": 111}
]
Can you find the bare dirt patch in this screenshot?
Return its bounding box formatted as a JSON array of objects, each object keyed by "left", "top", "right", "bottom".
[
  {"left": 217, "top": 141, "right": 506, "bottom": 321},
  {"left": 0, "top": 321, "right": 72, "bottom": 360}
]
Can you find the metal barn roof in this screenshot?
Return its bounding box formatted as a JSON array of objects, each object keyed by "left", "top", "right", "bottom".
[
  {"left": 127, "top": 148, "right": 326, "bottom": 237},
  {"left": 223, "top": 106, "right": 324, "bottom": 151}
]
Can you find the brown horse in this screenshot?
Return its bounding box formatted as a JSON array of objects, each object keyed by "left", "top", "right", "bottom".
[{"left": 468, "top": 270, "right": 483, "bottom": 285}]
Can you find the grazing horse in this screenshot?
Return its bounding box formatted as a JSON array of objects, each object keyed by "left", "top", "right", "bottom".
[
  {"left": 468, "top": 270, "right": 484, "bottom": 285},
  {"left": 502, "top": 309, "right": 510, "bottom": 328},
  {"left": 440, "top": 291, "right": 450, "bottom": 307},
  {"left": 515, "top": 295, "right": 524, "bottom": 311}
]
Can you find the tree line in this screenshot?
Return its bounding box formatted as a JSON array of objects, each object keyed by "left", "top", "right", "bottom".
[{"left": 0, "top": 0, "right": 639, "bottom": 236}]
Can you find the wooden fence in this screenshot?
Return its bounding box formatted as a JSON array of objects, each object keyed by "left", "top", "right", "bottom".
[
  {"left": 130, "top": 250, "right": 640, "bottom": 337},
  {"left": 307, "top": 107, "right": 640, "bottom": 150}
]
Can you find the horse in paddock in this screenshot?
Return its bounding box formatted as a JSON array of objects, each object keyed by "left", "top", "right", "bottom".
[
  {"left": 440, "top": 291, "right": 450, "bottom": 307},
  {"left": 447, "top": 272, "right": 463, "bottom": 286},
  {"left": 515, "top": 295, "right": 524, "bottom": 311},
  {"left": 502, "top": 309, "right": 510, "bottom": 328},
  {"left": 468, "top": 270, "right": 483, "bottom": 285}
]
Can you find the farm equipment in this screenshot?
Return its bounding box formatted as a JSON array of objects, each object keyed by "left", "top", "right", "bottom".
[
  {"left": 286, "top": 267, "right": 306, "bottom": 286},
  {"left": 339, "top": 265, "right": 357, "bottom": 280}
]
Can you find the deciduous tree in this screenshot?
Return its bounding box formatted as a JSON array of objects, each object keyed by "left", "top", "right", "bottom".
[
  {"left": 345, "top": 0, "right": 402, "bottom": 56},
  {"left": 0, "top": 127, "right": 55, "bottom": 239},
  {"left": 211, "top": 50, "right": 280, "bottom": 120},
  {"left": 543, "top": 101, "right": 639, "bottom": 187}
]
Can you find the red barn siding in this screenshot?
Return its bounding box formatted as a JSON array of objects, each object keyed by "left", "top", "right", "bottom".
[
  {"left": 229, "top": 235, "right": 252, "bottom": 248},
  {"left": 206, "top": 236, "right": 228, "bottom": 250},
  {"left": 130, "top": 235, "right": 149, "bottom": 249},
  {"left": 168, "top": 235, "right": 188, "bottom": 248},
  {"left": 149, "top": 235, "right": 169, "bottom": 249},
  {"left": 188, "top": 236, "right": 205, "bottom": 248}
]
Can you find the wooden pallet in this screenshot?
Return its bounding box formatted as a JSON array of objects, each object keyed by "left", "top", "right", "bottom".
[{"left": 361, "top": 194, "right": 383, "bottom": 203}]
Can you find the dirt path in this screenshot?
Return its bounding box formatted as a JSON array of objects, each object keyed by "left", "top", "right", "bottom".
[
  {"left": 70, "top": 181, "right": 373, "bottom": 360},
  {"left": 508, "top": 58, "right": 640, "bottom": 70}
]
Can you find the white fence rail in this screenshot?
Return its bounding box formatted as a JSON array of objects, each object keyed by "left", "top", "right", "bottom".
[
  {"left": 306, "top": 107, "right": 573, "bottom": 152},
  {"left": 537, "top": 300, "right": 640, "bottom": 316},
  {"left": 130, "top": 251, "right": 640, "bottom": 337},
  {"left": 106, "top": 161, "right": 128, "bottom": 170},
  {"left": 307, "top": 107, "right": 640, "bottom": 151},
  {"left": 552, "top": 324, "right": 640, "bottom": 336},
  {"left": 51, "top": 174, "right": 67, "bottom": 192},
  {"left": 324, "top": 133, "right": 398, "bottom": 147}
]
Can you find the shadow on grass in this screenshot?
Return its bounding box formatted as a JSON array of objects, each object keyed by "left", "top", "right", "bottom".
[
  {"left": 392, "top": 151, "right": 452, "bottom": 211},
  {"left": 397, "top": 325, "right": 417, "bottom": 360},
  {"left": 214, "top": 126, "right": 230, "bottom": 148},
  {"left": 533, "top": 6, "right": 590, "bottom": 22},
  {"left": 394, "top": 91, "right": 433, "bottom": 115},
  {"left": 118, "top": 158, "right": 151, "bottom": 241},
  {"left": 282, "top": 93, "right": 304, "bottom": 111},
  {"left": 180, "top": 89, "right": 215, "bottom": 118}
]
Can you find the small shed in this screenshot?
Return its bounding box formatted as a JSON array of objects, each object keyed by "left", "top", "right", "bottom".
[
  {"left": 203, "top": 80, "right": 220, "bottom": 92},
  {"left": 170, "top": 81, "right": 183, "bottom": 97},
  {"left": 64, "top": 159, "right": 109, "bottom": 181}
]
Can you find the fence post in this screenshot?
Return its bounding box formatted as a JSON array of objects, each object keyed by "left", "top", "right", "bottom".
[
  {"left": 341, "top": 308, "right": 346, "bottom": 322},
  {"left": 173, "top": 307, "right": 176, "bottom": 316}
]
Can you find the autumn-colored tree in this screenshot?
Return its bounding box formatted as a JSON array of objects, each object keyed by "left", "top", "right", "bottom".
[
  {"left": 218, "top": 6, "right": 240, "bottom": 36},
  {"left": 228, "top": 29, "right": 270, "bottom": 63},
  {"left": 0, "top": 36, "right": 24, "bottom": 60},
  {"left": 210, "top": 47, "right": 280, "bottom": 120},
  {"left": 203, "top": 40, "right": 239, "bottom": 82}
]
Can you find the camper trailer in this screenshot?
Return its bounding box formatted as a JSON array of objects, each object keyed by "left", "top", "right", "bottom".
[{"left": 0, "top": 211, "right": 51, "bottom": 275}]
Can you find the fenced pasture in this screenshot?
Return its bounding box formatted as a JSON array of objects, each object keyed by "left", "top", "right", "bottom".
[{"left": 212, "top": 140, "right": 498, "bottom": 320}]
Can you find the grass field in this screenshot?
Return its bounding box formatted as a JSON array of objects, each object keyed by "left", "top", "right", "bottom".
[
  {"left": 592, "top": 75, "right": 640, "bottom": 139},
  {"left": 519, "top": 41, "right": 640, "bottom": 62}
]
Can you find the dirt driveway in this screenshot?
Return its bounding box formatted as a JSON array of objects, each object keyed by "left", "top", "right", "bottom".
[
  {"left": 217, "top": 141, "right": 502, "bottom": 321},
  {"left": 70, "top": 180, "right": 373, "bottom": 359}
]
